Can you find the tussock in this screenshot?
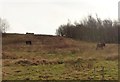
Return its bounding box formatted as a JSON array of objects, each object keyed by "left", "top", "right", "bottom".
[{"left": 105, "top": 54, "right": 118, "bottom": 61}]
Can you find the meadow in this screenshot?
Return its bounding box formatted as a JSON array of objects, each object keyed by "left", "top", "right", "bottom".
[{"left": 2, "top": 33, "right": 118, "bottom": 80}]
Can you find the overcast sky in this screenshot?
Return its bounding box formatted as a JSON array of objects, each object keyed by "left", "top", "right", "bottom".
[{"left": 0, "top": 0, "right": 119, "bottom": 35}]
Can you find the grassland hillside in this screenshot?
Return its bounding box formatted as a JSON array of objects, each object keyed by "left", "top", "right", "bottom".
[{"left": 2, "top": 33, "right": 118, "bottom": 80}]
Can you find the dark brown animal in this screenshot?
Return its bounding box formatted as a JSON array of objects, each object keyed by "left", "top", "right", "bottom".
[
  {"left": 26, "top": 41, "right": 32, "bottom": 45},
  {"left": 96, "top": 42, "right": 105, "bottom": 50}
]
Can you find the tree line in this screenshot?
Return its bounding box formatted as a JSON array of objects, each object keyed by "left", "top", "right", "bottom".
[{"left": 56, "top": 15, "right": 120, "bottom": 43}]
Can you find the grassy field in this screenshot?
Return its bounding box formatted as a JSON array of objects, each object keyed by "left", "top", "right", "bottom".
[{"left": 2, "top": 33, "right": 118, "bottom": 80}]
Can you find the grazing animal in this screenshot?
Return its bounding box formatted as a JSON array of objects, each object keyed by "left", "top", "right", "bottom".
[
  {"left": 26, "top": 41, "right": 32, "bottom": 45},
  {"left": 96, "top": 42, "right": 105, "bottom": 50}
]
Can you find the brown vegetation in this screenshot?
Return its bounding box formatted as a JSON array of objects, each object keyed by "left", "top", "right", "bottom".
[{"left": 2, "top": 33, "right": 118, "bottom": 80}]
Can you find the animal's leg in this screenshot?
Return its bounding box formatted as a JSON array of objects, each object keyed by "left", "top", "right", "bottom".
[{"left": 96, "top": 47, "right": 98, "bottom": 50}]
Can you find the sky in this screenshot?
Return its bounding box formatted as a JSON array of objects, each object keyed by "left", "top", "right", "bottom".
[{"left": 0, "top": 0, "right": 119, "bottom": 35}]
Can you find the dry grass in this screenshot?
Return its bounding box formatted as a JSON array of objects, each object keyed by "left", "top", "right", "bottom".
[
  {"left": 105, "top": 54, "right": 118, "bottom": 61},
  {"left": 2, "top": 33, "right": 118, "bottom": 80}
]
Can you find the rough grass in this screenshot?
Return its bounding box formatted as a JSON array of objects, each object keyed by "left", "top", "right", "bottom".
[
  {"left": 3, "top": 60, "right": 118, "bottom": 80},
  {"left": 2, "top": 33, "right": 118, "bottom": 80}
]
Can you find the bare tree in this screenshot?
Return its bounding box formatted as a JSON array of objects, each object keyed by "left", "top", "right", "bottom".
[{"left": 0, "top": 18, "right": 9, "bottom": 33}]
